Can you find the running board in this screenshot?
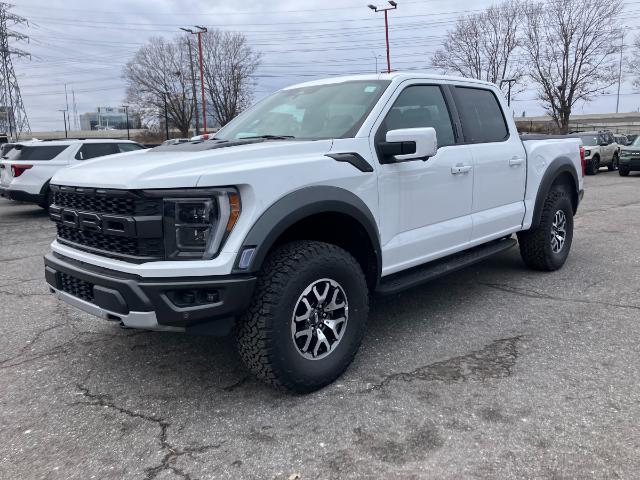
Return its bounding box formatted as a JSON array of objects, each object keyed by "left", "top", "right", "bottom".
[{"left": 376, "top": 238, "right": 517, "bottom": 296}]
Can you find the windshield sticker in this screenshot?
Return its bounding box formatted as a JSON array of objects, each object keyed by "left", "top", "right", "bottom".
[{"left": 364, "top": 85, "right": 378, "bottom": 93}]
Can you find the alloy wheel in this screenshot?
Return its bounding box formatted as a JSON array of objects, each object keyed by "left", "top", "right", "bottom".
[{"left": 550, "top": 210, "right": 567, "bottom": 254}]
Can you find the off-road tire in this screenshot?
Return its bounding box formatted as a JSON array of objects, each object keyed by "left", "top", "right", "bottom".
[
  {"left": 619, "top": 167, "right": 630, "bottom": 177},
  {"left": 586, "top": 155, "right": 600, "bottom": 175},
  {"left": 608, "top": 153, "right": 619, "bottom": 171},
  {"left": 236, "top": 240, "right": 369, "bottom": 393},
  {"left": 517, "top": 188, "right": 574, "bottom": 271}
]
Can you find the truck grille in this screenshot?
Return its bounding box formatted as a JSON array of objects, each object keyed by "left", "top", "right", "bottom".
[
  {"left": 50, "top": 186, "right": 164, "bottom": 263},
  {"left": 59, "top": 272, "right": 94, "bottom": 302}
]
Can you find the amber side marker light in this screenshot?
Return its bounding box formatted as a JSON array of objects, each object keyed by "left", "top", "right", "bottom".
[{"left": 226, "top": 192, "right": 241, "bottom": 232}]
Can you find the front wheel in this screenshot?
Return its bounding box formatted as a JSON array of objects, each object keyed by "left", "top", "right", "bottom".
[
  {"left": 236, "top": 241, "right": 369, "bottom": 393},
  {"left": 38, "top": 189, "right": 53, "bottom": 210},
  {"left": 586, "top": 156, "right": 600, "bottom": 175},
  {"left": 619, "top": 167, "right": 630, "bottom": 177},
  {"left": 517, "top": 188, "right": 574, "bottom": 271}
]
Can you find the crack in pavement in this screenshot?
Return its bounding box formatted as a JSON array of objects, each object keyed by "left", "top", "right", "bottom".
[
  {"left": 222, "top": 375, "right": 251, "bottom": 392},
  {"left": 363, "top": 336, "right": 522, "bottom": 392},
  {"left": 480, "top": 282, "right": 640, "bottom": 311},
  {"left": 73, "top": 383, "right": 222, "bottom": 480}
]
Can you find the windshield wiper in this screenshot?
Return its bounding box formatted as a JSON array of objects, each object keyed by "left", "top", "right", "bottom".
[{"left": 240, "top": 135, "right": 296, "bottom": 140}]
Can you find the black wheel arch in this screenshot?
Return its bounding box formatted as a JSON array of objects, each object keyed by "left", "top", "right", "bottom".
[
  {"left": 531, "top": 156, "right": 580, "bottom": 229},
  {"left": 233, "top": 186, "right": 382, "bottom": 288}
]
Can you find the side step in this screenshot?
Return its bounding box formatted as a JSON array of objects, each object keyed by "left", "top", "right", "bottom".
[{"left": 376, "top": 238, "right": 517, "bottom": 296}]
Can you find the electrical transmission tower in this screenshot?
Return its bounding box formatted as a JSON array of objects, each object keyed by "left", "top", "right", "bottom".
[{"left": 0, "top": 2, "right": 30, "bottom": 140}]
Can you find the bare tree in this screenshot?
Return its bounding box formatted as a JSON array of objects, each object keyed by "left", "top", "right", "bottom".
[
  {"left": 626, "top": 34, "right": 640, "bottom": 89},
  {"left": 432, "top": 1, "right": 524, "bottom": 89},
  {"left": 200, "top": 30, "right": 261, "bottom": 127},
  {"left": 522, "top": 0, "right": 622, "bottom": 133},
  {"left": 123, "top": 36, "right": 194, "bottom": 137}
]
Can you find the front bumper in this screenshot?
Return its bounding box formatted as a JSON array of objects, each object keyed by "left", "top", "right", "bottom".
[
  {"left": 44, "top": 253, "right": 256, "bottom": 333},
  {"left": 619, "top": 157, "right": 640, "bottom": 170},
  {"left": 0, "top": 185, "right": 44, "bottom": 204}
]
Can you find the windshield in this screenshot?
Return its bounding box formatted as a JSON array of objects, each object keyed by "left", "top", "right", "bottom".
[
  {"left": 215, "top": 80, "right": 391, "bottom": 141},
  {"left": 4, "top": 144, "right": 69, "bottom": 161},
  {"left": 578, "top": 135, "right": 598, "bottom": 146},
  {"left": 632, "top": 136, "right": 640, "bottom": 147}
]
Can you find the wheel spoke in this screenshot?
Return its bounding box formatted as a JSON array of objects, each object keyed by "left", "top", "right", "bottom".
[
  {"left": 313, "top": 328, "right": 330, "bottom": 357},
  {"left": 325, "top": 288, "right": 345, "bottom": 312},
  {"left": 313, "top": 282, "right": 330, "bottom": 304},
  {"left": 323, "top": 317, "right": 346, "bottom": 338},
  {"left": 296, "top": 328, "right": 313, "bottom": 352},
  {"left": 294, "top": 297, "right": 312, "bottom": 322}
]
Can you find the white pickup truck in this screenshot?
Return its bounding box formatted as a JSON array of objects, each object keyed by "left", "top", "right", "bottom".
[{"left": 44, "top": 73, "right": 584, "bottom": 392}]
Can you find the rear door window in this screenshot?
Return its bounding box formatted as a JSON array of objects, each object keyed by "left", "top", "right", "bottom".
[
  {"left": 5, "top": 145, "right": 69, "bottom": 161},
  {"left": 453, "top": 87, "right": 509, "bottom": 143},
  {"left": 75, "top": 143, "right": 119, "bottom": 160}
]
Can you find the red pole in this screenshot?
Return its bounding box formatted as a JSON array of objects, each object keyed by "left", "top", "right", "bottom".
[
  {"left": 197, "top": 31, "right": 207, "bottom": 134},
  {"left": 384, "top": 10, "right": 391, "bottom": 73}
]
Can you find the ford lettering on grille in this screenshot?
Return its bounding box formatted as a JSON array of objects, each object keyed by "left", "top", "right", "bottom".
[{"left": 50, "top": 206, "right": 137, "bottom": 237}]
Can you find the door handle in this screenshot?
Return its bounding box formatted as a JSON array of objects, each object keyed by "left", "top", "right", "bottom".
[
  {"left": 509, "top": 157, "right": 525, "bottom": 166},
  {"left": 451, "top": 164, "right": 472, "bottom": 175}
]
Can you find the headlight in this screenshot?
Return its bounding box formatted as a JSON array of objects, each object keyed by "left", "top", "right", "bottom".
[
  {"left": 584, "top": 149, "right": 591, "bottom": 156},
  {"left": 146, "top": 188, "right": 241, "bottom": 260}
]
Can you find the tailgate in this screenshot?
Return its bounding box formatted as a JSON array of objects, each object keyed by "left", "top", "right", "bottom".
[{"left": 0, "top": 161, "right": 13, "bottom": 187}]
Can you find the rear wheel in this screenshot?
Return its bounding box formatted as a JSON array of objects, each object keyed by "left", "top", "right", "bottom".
[
  {"left": 236, "top": 241, "right": 369, "bottom": 393},
  {"left": 608, "top": 153, "right": 619, "bottom": 171},
  {"left": 517, "top": 188, "right": 574, "bottom": 271}
]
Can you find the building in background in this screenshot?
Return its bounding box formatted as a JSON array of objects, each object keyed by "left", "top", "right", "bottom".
[
  {"left": 517, "top": 112, "right": 640, "bottom": 135},
  {"left": 79, "top": 107, "right": 141, "bottom": 131}
]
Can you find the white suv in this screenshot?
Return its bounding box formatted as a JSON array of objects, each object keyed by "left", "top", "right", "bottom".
[
  {"left": 568, "top": 131, "right": 619, "bottom": 174},
  {"left": 0, "top": 139, "right": 144, "bottom": 208}
]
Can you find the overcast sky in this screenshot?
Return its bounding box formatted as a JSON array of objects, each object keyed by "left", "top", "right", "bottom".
[{"left": 10, "top": 0, "right": 640, "bottom": 132}]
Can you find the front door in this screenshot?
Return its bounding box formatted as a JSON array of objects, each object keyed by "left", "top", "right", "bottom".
[{"left": 373, "top": 83, "right": 474, "bottom": 276}]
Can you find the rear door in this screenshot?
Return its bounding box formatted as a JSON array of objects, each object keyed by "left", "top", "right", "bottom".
[{"left": 452, "top": 85, "right": 527, "bottom": 243}]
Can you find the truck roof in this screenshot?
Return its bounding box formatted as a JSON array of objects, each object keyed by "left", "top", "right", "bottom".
[{"left": 284, "top": 71, "right": 498, "bottom": 90}]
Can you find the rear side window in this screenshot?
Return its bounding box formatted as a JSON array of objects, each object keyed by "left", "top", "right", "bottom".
[
  {"left": 76, "top": 143, "right": 118, "bottom": 160},
  {"left": 381, "top": 85, "right": 455, "bottom": 147},
  {"left": 5, "top": 145, "right": 68, "bottom": 161},
  {"left": 454, "top": 87, "right": 509, "bottom": 143},
  {"left": 118, "top": 143, "right": 144, "bottom": 153}
]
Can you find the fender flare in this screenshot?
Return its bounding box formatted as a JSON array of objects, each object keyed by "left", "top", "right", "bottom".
[
  {"left": 531, "top": 156, "right": 579, "bottom": 229},
  {"left": 233, "top": 186, "right": 381, "bottom": 277}
]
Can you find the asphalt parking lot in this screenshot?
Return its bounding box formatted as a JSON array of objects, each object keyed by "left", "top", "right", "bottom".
[{"left": 1, "top": 172, "right": 639, "bottom": 480}]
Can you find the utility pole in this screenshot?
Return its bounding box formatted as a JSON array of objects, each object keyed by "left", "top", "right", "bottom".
[
  {"left": 58, "top": 109, "right": 67, "bottom": 138},
  {"left": 368, "top": 1, "right": 397, "bottom": 73},
  {"left": 121, "top": 105, "right": 130, "bottom": 140},
  {"left": 180, "top": 31, "right": 200, "bottom": 136},
  {"left": 500, "top": 78, "right": 517, "bottom": 107},
  {"left": 72, "top": 89, "right": 79, "bottom": 130},
  {"left": 616, "top": 32, "right": 624, "bottom": 114},
  {"left": 181, "top": 26, "right": 207, "bottom": 134},
  {"left": 0, "top": 2, "right": 30, "bottom": 141},
  {"left": 163, "top": 93, "right": 169, "bottom": 141}
]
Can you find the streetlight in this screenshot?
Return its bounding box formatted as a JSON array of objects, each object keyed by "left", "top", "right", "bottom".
[
  {"left": 179, "top": 31, "right": 200, "bottom": 136},
  {"left": 371, "top": 51, "right": 382, "bottom": 73},
  {"left": 368, "top": 1, "right": 397, "bottom": 73},
  {"left": 181, "top": 26, "right": 208, "bottom": 135},
  {"left": 120, "top": 105, "right": 130, "bottom": 140},
  {"left": 58, "top": 109, "right": 68, "bottom": 138},
  {"left": 162, "top": 93, "right": 170, "bottom": 141},
  {"left": 500, "top": 78, "right": 516, "bottom": 107}
]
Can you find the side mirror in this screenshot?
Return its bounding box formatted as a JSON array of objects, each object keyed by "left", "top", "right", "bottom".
[{"left": 379, "top": 127, "right": 438, "bottom": 163}]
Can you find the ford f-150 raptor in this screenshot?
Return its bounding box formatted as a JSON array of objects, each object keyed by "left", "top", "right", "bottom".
[{"left": 43, "top": 73, "right": 585, "bottom": 392}]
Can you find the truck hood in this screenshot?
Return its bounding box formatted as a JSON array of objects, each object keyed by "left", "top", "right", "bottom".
[
  {"left": 51, "top": 139, "right": 334, "bottom": 189},
  {"left": 622, "top": 146, "right": 640, "bottom": 153}
]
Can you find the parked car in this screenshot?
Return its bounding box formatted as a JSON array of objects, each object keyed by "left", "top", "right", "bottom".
[
  {"left": 618, "top": 135, "right": 640, "bottom": 176},
  {"left": 568, "top": 131, "right": 619, "bottom": 174},
  {"left": 43, "top": 73, "right": 584, "bottom": 392},
  {"left": 626, "top": 134, "right": 638, "bottom": 144},
  {"left": 0, "top": 139, "right": 145, "bottom": 208},
  {"left": 161, "top": 138, "right": 190, "bottom": 146},
  {"left": 0, "top": 142, "right": 16, "bottom": 157},
  {"left": 614, "top": 134, "right": 629, "bottom": 147}
]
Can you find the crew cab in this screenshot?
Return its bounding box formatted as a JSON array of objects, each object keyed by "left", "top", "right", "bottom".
[
  {"left": 43, "top": 73, "right": 584, "bottom": 392},
  {"left": 0, "top": 139, "right": 145, "bottom": 208}
]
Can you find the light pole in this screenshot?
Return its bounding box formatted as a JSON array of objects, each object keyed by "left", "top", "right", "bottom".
[
  {"left": 368, "top": 1, "right": 397, "bottom": 73},
  {"left": 181, "top": 26, "right": 208, "bottom": 134},
  {"left": 58, "top": 109, "right": 68, "bottom": 138},
  {"left": 162, "top": 93, "right": 170, "bottom": 141},
  {"left": 180, "top": 30, "right": 200, "bottom": 136},
  {"left": 121, "top": 105, "right": 130, "bottom": 140},
  {"left": 500, "top": 78, "right": 516, "bottom": 107},
  {"left": 616, "top": 32, "right": 624, "bottom": 114},
  {"left": 371, "top": 51, "right": 381, "bottom": 73}
]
